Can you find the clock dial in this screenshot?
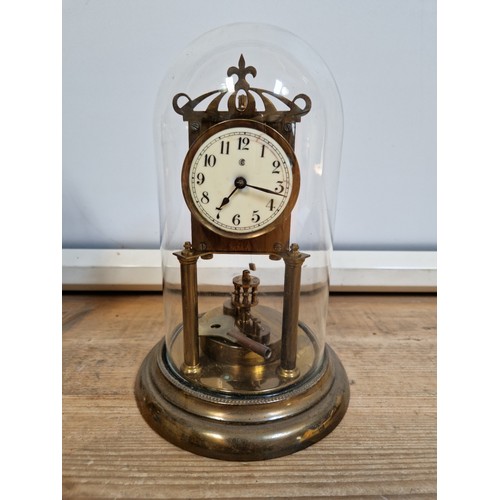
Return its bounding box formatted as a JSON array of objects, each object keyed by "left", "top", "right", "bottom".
[{"left": 182, "top": 122, "right": 299, "bottom": 238}]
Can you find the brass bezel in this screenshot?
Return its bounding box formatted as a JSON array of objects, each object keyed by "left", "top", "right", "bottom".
[{"left": 181, "top": 119, "right": 300, "bottom": 240}]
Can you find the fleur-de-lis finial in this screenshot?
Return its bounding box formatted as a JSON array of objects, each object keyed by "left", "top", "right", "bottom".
[
  {"left": 227, "top": 54, "right": 257, "bottom": 90},
  {"left": 173, "top": 55, "right": 311, "bottom": 122}
]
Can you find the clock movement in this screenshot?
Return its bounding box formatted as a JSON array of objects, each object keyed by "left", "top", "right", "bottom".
[{"left": 136, "top": 24, "right": 349, "bottom": 460}]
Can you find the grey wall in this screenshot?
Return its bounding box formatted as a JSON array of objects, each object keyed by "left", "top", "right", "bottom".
[{"left": 62, "top": 0, "right": 436, "bottom": 251}]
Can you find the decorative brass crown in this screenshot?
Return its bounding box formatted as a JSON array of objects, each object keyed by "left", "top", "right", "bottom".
[{"left": 173, "top": 55, "right": 311, "bottom": 125}]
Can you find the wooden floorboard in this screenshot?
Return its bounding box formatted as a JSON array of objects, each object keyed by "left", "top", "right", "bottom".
[{"left": 62, "top": 293, "right": 436, "bottom": 499}]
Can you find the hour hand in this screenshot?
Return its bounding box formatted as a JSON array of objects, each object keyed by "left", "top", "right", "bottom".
[
  {"left": 216, "top": 177, "right": 248, "bottom": 212},
  {"left": 216, "top": 187, "right": 238, "bottom": 215},
  {"left": 216, "top": 192, "right": 235, "bottom": 210}
]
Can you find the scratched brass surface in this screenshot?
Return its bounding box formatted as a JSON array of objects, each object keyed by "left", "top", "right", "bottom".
[{"left": 135, "top": 339, "right": 349, "bottom": 460}]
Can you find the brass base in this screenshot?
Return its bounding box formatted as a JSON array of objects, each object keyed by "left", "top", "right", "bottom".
[{"left": 135, "top": 339, "right": 349, "bottom": 461}]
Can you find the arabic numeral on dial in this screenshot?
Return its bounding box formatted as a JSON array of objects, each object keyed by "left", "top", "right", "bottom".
[
  {"left": 201, "top": 191, "right": 210, "bottom": 204},
  {"left": 266, "top": 199, "right": 275, "bottom": 211},
  {"left": 232, "top": 214, "right": 241, "bottom": 226},
  {"left": 238, "top": 137, "right": 250, "bottom": 150},
  {"left": 220, "top": 141, "right": 230, "bottom": 155},
  {"left": 251, "top": 210, "right": 260, "bottom": 223},
  {"left": 272, "top": 160, "right": 280, "bottom": 174},
  {"left": 204, "top": 154, "right": 216, "bottom": 167},
  {"left": 275, "top": 180, "right": 284, "bottom": 193},
  {"left": 260, "top": 144, "right": 265, "bottom": 158},
  {"left": 196, "top": 172, "right": 205, "bottom": 185}
]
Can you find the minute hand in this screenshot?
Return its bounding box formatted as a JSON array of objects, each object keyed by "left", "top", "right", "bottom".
[{"left": 245, "top": 184, "right": 286, "bottom": 197}]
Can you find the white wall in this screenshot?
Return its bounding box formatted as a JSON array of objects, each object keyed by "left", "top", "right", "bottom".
[{"left": 62, "top": 0, "right": 436, "bottom": 251}]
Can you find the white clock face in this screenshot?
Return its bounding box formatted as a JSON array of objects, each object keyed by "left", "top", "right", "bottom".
[{"left": 185, "top": 125, "right": 297, "bottom": 236}]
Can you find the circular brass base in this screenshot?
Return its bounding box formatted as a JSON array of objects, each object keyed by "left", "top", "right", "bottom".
[{"left": 135, "top": 339, "right": 349, "bottom": 461}]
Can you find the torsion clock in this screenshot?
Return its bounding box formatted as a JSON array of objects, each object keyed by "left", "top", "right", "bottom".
[{"left": 136, "top": 36, "right": 349, "bottom": 461}]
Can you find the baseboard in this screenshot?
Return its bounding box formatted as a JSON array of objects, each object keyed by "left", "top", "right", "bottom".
[
  {"left": 62, "top": 249, "right": 436, "bottom": 292},
  {"left": 329, "top": 251, "right": 436, "bottom": 292}
]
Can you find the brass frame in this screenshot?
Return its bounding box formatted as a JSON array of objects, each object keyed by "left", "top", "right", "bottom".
[{"left": 173, "top": 55, "right": 311, "bottom": 255}]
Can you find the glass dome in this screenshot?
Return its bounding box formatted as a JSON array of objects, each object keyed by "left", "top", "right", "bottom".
[{"left": 154, "top": 23, "right": 343, "bottom": 397}]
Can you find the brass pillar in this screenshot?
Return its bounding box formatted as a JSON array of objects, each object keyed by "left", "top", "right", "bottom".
[
  {"left": 279, "top": 243, "right": 309, "bottom": 378},
  {"left": 174, "top": 242, "right": 201, "bottom": 374}
]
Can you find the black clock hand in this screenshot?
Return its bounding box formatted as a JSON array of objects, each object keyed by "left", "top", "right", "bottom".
[
  {"left": 245, "top": 183, "right": 287, "bottom": 197},
  {"left": 216, "top": 186, "right": 238, "bottom": 211},
  {"left": 215, "top": 177, "right": 249, "bottom": 216}
]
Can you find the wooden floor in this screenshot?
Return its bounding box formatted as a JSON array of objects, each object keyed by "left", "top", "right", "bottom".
[{"left": 62, "top": 293, "right": 436, "bottom": 499}]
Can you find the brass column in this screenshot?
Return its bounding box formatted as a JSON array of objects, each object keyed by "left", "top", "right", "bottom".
[
  {"left": 174, "top": 242, "right": 201, "bottom": 374},
  {"left": 279, "top": 243, "right": 309, "bottom": 379}
]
